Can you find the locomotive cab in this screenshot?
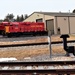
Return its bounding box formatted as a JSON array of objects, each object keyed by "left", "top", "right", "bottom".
[
  {"left": 5, "top": 22, "right": 20, "bottom": 37},
  {"left": 0, "top": 22, "right": 10, "bottom": 36}
]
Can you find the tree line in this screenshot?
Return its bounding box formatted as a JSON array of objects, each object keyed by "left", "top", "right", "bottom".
[
  {"left": 0, "top": 14, "right": 28, "bottom": 22},
  {"left": 0, "top": 9, "right": 75, "bottom": 22}
]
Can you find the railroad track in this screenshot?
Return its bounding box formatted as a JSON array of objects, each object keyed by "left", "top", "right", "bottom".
[
  {"left": 51, "top": 40, "right": 75, "bottom": 44},
  {"left": 0, "top": 42, "right": 48, "bottom": 48},
  {"left": 0, "top": 40, "right": 75, "bottom": 48},
  {"left": 0, "top": 61, "right": 75, "bottom": 74}
]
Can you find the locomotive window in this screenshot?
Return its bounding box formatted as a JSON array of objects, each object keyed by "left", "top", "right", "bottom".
[
  {"left": 26, "top": 24, "right": 30, "bottom": 26},
  {"left": 4, "top": 24, "right": 8, "bottom": 26},
  {"left": 10, "top": 24, "right": 13, "bottom": 26},
  {"left": 15, "top": 25, "right": 18, "bottom": 27}
]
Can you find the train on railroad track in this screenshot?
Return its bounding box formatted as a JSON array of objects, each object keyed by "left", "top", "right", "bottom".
[{"left": 0, "top": 22, "right": 48, "bottom": 37}]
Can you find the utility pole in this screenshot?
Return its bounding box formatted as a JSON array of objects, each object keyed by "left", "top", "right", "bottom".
[{"left": 48, "top": 30, "right": 52, "bottom": 58}]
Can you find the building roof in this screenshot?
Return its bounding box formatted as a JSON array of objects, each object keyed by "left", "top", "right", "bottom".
[
  {"left": 23, "top": 11, "right": 75, "bottom": 21},
  {"left": 34, "top": 11, "right": 75, "bottom": 17}
]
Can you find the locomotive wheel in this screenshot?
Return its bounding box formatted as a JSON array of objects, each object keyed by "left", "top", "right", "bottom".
[
  {"left": 6, "top": 33, "right": 12, "bottom": 38},
  {"left": 0, "top": 30, "right": 3, "bottom": 35}
]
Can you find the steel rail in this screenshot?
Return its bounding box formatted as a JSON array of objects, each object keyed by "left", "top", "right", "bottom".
[
  {"left": 0, "top": 61, "right": 75, "bottom": 74},
  {"left": 0, "top": 69, "right": 75, "bottom": 74},
  {"left": 0, "top": 40, "right": 75, "bottom": 48},
  {"left": 0, "top": 42, "right": 48, "bottom": 48},
  {"left": 0, "top": 61, "right": 75, "bottom": 65}
]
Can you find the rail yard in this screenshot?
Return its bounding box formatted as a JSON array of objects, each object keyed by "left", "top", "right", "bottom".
[
  {"left": 0, "top": 35, "right": 75, "bottom": 74},
  {"left": 0, "top": 0, "right": 75, "bottom": 74}
]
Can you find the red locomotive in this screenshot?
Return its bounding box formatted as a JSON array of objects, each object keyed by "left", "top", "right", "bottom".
[{"left": 0, "top": 22, "right": 47, "bottom": 37}]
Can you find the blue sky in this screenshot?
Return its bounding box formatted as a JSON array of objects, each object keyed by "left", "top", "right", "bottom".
[{"left": 0, "top": 0, "right": 75, "bottom": 19}]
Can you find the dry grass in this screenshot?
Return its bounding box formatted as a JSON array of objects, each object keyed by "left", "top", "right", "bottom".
[
  {"left": 0, "top": 37, "right": 48, "bottom": 45},
  {"left": 0, "top": 46, "right": 65, "bottom": 60},
  {"left": 0, "top": 48, "right": 49, "bottom": 60},
  {"left": 51, "top": 35, "right": 75, "bottom": 42}
]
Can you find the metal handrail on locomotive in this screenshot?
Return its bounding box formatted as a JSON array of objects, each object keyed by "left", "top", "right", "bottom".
[{"left": 0, "top": 22, "right": 47, "bottom": 37}]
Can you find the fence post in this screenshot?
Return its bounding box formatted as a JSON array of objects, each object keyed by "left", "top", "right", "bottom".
[{"left": 48, "top": 30, "right": 52, "bottom": 58}]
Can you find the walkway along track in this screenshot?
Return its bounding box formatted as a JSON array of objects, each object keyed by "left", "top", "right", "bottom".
[{"left": 0, "top": 61, "right": 75, "bottom": 74}]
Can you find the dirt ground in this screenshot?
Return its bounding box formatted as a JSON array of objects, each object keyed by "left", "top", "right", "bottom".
[
  {"left": 0, "top": 35, "right": 74, "bottom": 60},
  {"left": 0, "top": 46, "right": 65, "bottom": 60}
]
